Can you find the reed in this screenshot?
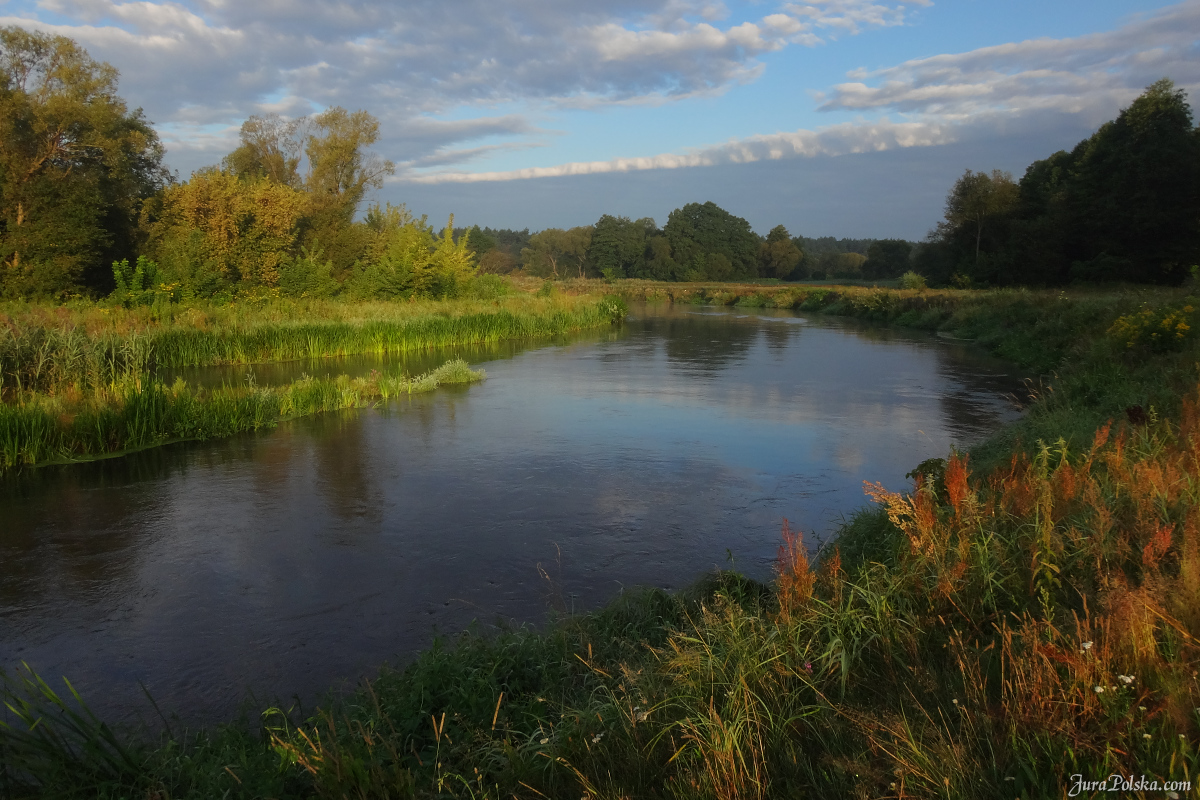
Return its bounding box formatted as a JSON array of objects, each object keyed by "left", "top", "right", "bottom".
[
  {"left": 0, "top": 359, "right": 483, "bottom": 474},
  {"left": 0, "top": 293, "right": 622, "bottom": 400}
]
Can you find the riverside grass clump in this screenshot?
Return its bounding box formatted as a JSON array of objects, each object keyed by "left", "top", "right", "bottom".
[
  {"left": 0, "top": 293, "right": 625, "bottom": 399},
  {"left": 5, "top": 394, "right": 1199, "bottom": 798},
  {"left": 0, "top": 290, "right": 624, "bottom": 470},
  {"left": 0, "top": 359, "right": 484, "bottom": 473}
]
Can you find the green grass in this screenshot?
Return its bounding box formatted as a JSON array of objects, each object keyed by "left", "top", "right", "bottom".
[
  {"left": 0, "top": 359, "right": 484, "bottom": 474},
  {"left": 0, "top": 293, "right": 625, "bottom": 399}
]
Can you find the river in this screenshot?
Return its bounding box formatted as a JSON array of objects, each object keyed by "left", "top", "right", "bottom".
[{"left": 0, "top": 303, "right": 1025, "bottom": 727}]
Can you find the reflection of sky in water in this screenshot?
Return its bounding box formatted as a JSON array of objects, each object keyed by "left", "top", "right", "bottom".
[{"left": 0, "top": 304, "right": 1025, "bottom": 726}]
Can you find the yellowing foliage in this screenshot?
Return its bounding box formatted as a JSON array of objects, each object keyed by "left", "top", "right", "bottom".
[{"left": 157, "top": 170, "right": 308, "bottom": 287}]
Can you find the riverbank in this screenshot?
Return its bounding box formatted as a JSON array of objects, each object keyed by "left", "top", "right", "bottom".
[
  {"left": 0, "top": 293, "right": 625, "bottom": 473},
  {"left": 2, "top": 282, "right": 1198, "bottom": 798}
]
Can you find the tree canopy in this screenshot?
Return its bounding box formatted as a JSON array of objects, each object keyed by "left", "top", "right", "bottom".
[
  {"left": 919, "top": 79, "right": 1200, "bottom": 286},
  {"left": 0, "top": 25, "right": 169, "bottom": 297}
]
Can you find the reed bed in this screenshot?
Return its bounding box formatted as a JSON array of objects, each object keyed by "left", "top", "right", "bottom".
[
  {"left": 0, "top": 294, "right": 623, "bottom": 400},
  {"left": 0, "top": 359, "right": 483, "bottom": 474}
]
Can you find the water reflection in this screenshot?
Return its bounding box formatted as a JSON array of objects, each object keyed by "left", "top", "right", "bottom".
[{"left": 0, "top": 304, "right": 1025, "bottom": 726}]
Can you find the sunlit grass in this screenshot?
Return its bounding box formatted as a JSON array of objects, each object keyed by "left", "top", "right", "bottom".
[
  {"left": 0, "top": 359, "right": 484, "bottom": 474},
  {"left": 0, "top": 293, "right": 624, "bottom": 399}
]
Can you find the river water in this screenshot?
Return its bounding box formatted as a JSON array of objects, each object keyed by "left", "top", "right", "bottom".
[{"left": 0, "top": 304, "right": 1025, "bottom": 727}]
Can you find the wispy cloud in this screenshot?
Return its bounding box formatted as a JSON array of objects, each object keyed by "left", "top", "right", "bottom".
[
  {"left": 399, "top": 118, "right": 955, "bottom": 182},
  {"left": 818, "top": 1, "right": 1200, "bottom": 118}
]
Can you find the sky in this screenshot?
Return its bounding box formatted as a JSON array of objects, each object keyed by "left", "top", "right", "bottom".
[{"left": 3, "top": 0, "right": 1199, "bottom": 238}]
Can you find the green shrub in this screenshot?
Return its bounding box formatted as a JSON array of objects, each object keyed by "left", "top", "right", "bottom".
[{"left": 899, "top": 271, "right": 927, "bottom": 290}]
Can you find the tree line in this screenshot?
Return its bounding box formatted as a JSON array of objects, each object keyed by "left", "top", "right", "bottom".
[
  {"left": 457, "top": 212, "right": 913, "bottom": 283},
  {"left": 915, "top": 79, "right": 1200, "bottom": 287}
]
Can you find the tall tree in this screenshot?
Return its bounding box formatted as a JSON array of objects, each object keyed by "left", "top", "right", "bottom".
[
  {"left": 223, "top": 113, "right": 305, "bottom": 188},
  {"left": 943, "top": 169, "right": 1018, "bottom": 270},
  {"left": 588, "top": 215, "right": 650, "bottom": 279},
  {"left": 861, "top": 239, "right": 913, "bottom": 280},
  {"left": 304, "top": 107, "right": 395, "bottom": 219},
  {"left": 1063, "top": 78, "right": 1200, "bottom": 283},
  {"left": 298, "top": 107, "right": 395, "bottom": 274},
  {"left": 0, "top": 26, "right": 169, "bottom": 297},
  {"left": 758, "top": 225, "right": 803, "bottom": 279},
  {"left": 664, "top": 202, "right": 759, "bottom": 280},
  {"left": 521, "top": 226, "right": 593, "bottom": 278}
]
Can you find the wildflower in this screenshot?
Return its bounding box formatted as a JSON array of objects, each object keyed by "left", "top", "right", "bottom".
[
  {"left": 591, "top": 733, "right": 603, "bottom": 744},
  {"left": 1080, "top": 641, "right": 1093, "bottom": 653},
  {"left": 1139, "top": 706, "right": 1148, "bottom": 712},
  {"left": 1094, "top": 686, "right": 1105, "bottom": 693},
  {"left": 1118, "top": 675, "right": 1135, "bottom": 685},
  {"left": 804, "top": 661, "right": 813, "bottom": 674},
  {"left": 540, "top": 738, "right": 549, "bottom": 745},
  {"left": 1144, "top": 733, "right": 1152, "bottom": 740},
  {"left": 633, "top": 707, "right": 649, "bottom": 722},
  {"left": 952, "top": 699, "right": 958, "bottom": 705}
]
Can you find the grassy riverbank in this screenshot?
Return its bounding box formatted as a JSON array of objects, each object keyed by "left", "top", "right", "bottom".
[
  {"left": 1, "top": 293, "right": 625, "bottom": 398},
  {"left": 3, "top": 283, "right": 1199, "bottom": 799},
  {"left": 0, "top": 292, "right": 625, "bottom": 472},
  {"left": 0, "top": 358, "right": 483, "bottom": 473}
]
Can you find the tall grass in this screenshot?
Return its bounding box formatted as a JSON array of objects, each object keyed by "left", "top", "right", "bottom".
[
  {"left": 0, "top": 294, "right": 623, "bottom": 399},
  {"left": 0, "top": 359, "right": 483, "bottom": 474}
]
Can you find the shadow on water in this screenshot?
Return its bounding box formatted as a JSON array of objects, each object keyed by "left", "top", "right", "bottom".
[{"left": 0, "top": 303, "right": 1027, "bottom": 727}]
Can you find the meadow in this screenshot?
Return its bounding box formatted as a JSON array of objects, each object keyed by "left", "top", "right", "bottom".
[{"left": 2, "top": 279, "right": 1199, "bottom": 799}]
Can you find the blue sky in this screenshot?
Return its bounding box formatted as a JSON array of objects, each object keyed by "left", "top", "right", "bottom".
[{"left": 3, "top": 0, "right": 1198, "bottom": 238}]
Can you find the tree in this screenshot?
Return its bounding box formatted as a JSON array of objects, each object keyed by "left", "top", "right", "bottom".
[
  {"left": 521, "top": 226, "right": 593, "bottom": 278},
  {"left": 663, "top": 202, "right": 759, "bottom": 280},
  {"left": 862, "top": 239, "right": 913, "bottom": 280},
  {"left": 300, "top": 107, "right": 396, "bottom": 275},
  {"left": 943, "top": 169, "right": 1018, "bottom": 270},
  {"left": 1062, "top": 78, "right": 1200, "bottom": 283},
  {"left": 0, "top": 26, "right": 169, "bottom": 296},
  {"left": 223, "top": 113, "right": 305, "bottom": 188},
  {"left": 522, "top": 229, "right": 567, "bottom": 278},
  {"left": 304, "top": 107, "right": 394, "bottom": 218},
  {"left": 758, "top": 225, "right": 802, "bottom": 279},
  {"left": 347, "top": 205, "right": 476, "bottom": 299},
  {"left": 149, "top": 168, "right": 308, "bottom": 292},
  {"left": 588, "top": 215, "right": 650, "bottom": 279}
]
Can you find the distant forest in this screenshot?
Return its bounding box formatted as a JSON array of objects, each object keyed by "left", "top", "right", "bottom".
[{"left": 2, "top": 23, "right": 1197, "bottom": 301}]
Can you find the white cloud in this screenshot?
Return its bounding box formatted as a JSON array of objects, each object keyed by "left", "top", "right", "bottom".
[
  {"left": 1, "top": 0, "right": 924, "bottom": 173},
  {"left": 818, "top": 1, "right": 1200, "bottom": 118},
  {"left": 399, "top": 117, "right": 956, "bottom": 183}
]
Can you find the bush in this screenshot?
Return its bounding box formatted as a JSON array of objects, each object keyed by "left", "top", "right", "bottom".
[
  {"left": 278, "top": 246, "right": 338, "bottom": 299},
  {"left": 1108, "top": 303, "right": 1196, "bottom": 352},
  {"left": 900, "top": 271, "right": 927, "bottom": 290}
]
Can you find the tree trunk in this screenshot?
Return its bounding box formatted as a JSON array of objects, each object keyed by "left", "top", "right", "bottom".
[{"left": 975, "top": 218, "right": 983, "bottom": 267}]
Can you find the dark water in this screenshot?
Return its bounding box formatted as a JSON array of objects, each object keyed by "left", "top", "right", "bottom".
[{"left": 0, "top": 304, "right": 1025, "bottom": 727}]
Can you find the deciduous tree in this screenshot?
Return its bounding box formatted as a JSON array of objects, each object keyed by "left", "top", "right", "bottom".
[{"left": 0, "top": 26, "right": 168, "bottom": 296}]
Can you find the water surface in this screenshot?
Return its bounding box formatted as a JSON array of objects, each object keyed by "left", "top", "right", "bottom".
[{"left": 0, "top": 304, "right": 1024, "bottom": 726}]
